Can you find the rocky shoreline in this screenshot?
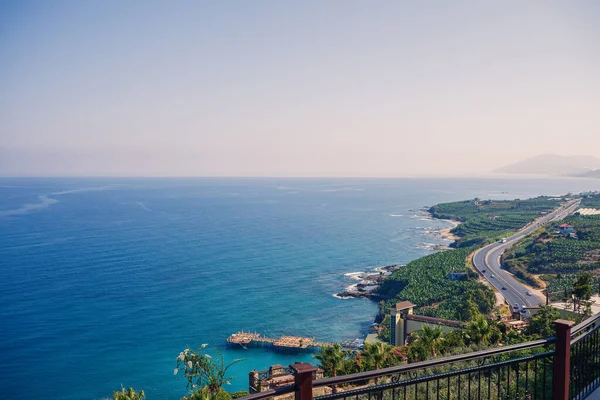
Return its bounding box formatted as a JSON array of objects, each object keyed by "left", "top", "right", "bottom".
[
  {"left": 334, "top": 209, "right": 460, "bottom": 300},
  {"left": 335, "top": 265, "right": 401, "bottom": 299}
]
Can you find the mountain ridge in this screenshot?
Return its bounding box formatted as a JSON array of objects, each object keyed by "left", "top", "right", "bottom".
[{"left": 495, "top": 154, "right": 600, "bottom": 177}]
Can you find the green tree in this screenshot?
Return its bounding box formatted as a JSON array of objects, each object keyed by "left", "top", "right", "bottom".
[
  {"left": 113, "top": 387, "right": 145, "bottom": 400},
  {"left": 183, "top": 387, "right": 232, "bottom": 400},
  {"left": 410, "top": 325, "right": 445, "bottom": 358},
  {"left": 313, "top": 343, "right": 348, "bottom": 378},
  {"left": 175, "top": 344, "right": 244, "bottom": 398},
  {"left": 573, "top": 272, "right": 594, "bottom": 301},
  {"left": 465, "top": 315, "right": 494, "bottom": 345},
  {"left": 462, "top": 299, "right": 482, "bottom": 321},
  {"left": 526, "top": 306, "right": 560, "bottom": 337},
  {"left": 444, "top": 329, "right": 466, "bottom": 349},
  {"left": 362, "top": 342, "right": 389, "bottom": 370}
]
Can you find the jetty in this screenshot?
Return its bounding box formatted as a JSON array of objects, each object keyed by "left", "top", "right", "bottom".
[{"left": 226, "top": 331, "right": 332, "bottom": 353}]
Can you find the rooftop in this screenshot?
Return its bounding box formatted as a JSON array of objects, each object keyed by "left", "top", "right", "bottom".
[{"left": 394, "top": 301, "right": 416, "bottom": 310}]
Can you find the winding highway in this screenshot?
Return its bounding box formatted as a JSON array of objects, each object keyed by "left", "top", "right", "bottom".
[{"left": 472, "top": 198, "right": 581, "bottom": 318}]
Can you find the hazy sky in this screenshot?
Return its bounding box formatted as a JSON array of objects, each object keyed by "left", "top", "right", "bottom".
[{"left": 1, "top": 1, "right": 599, "bottom": 177}]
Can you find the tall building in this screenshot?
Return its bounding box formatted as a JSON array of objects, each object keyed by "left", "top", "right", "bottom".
[
  {"left": 389, "top": 301, "right": 465, "bottom": 346},
  {"left": 389, "top": 301, "right": 415, "bottom": 346}
]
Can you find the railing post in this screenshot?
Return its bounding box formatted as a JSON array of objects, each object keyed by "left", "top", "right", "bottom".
[
  {"left": 291, "top": 362, "right": 316, "bottom": 400},
  {"left": 552, "top": 319, "right": 575, "bottom": 400}
]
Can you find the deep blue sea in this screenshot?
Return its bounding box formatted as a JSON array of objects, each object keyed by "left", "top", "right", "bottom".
[{"left": 1, "top": 177, "right": 598, "bottom": 399}]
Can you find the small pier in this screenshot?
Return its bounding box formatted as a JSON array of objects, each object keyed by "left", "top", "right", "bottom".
[{"left": 226, "top": 331, "right": 331, "bottom": 353}]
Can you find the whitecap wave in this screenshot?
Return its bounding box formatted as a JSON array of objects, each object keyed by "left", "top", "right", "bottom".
[
  {"left": 344, "top": 272, "right": 365, "bottom": 280},
  {"left": 332, "top": 294, "right": 353, "bottom": 299}
]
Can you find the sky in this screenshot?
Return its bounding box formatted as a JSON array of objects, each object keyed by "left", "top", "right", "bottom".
[{"left": 1, "top": 1, "right": 599, "bottom": 177}]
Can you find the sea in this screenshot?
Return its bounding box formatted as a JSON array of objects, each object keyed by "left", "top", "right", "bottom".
[{"left": 1, "top": 177, "right": 598, "bottom": 400}]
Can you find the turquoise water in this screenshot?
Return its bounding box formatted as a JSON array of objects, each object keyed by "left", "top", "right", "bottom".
[{"left": 0, "top": 177, "right": 598, "bottom": 399}]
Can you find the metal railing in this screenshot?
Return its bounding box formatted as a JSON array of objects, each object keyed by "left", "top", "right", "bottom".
[
  {"left": 312, "top": 340, "right": 555, "bottom": 400},
  {"left": 238, "top": 314, "right": 600, "bottom": 400},
  {"left": 570, "top": 312, "right": 600, "bottom": 400}
]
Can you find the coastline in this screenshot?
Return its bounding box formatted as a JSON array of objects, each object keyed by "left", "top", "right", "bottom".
[
  {"left": 438, "top": 219, "right": 461, "bottom": 243},
  {"left": 335, "top": 211, "right": 463, "bottom": 301}
]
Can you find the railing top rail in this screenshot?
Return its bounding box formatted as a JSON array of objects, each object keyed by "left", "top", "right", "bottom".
[
  {"left": 314, "top": 336, "right": 555, "bottom": 388},
  {"left": 314, "top": 351, "right": 555, "bottom": 400},
  {"left": 570, "top": 311, "right": 600, "bottom": 336},
  {"left": 240, "top": 386, "right": 295, "bottom": 400}
]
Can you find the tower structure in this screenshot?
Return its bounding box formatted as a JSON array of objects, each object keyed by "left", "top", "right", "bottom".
[{"left": 389, "top": 301, "right": 415, "bottom": 346}]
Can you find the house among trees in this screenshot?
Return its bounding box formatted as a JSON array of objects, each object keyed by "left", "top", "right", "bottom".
[
  {"left": 448, "top": 271, "right": 468, "bottom": 281},
  {"left": 558, "top": 223, "right": 574, "bottom": 234},
  {"left": 389, "top": 302, "right": 465, "bottom": 346}
]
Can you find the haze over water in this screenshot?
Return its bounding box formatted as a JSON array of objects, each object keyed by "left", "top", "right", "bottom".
[{"left": 1, "top": 177, "right": 599, "bottom": 399}]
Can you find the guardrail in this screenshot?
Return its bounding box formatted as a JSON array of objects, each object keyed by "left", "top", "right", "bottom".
[
  {"left": 570, "top": 312, "right": 600, "bottom": 400},
  {"left": 238, "top": 313, "right": 600, "bottom": 400}
]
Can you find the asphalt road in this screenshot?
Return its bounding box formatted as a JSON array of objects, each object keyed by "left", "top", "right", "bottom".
[{"left": 472, "top": 199, "right": 581, "bottom": 318}]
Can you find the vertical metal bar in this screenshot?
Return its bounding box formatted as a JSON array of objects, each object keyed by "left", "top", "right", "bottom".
[
  {"left": 468, "top": 372, "right": 471, "bottom": 400},
  {"left": 437, "top": 377, "right": 440, "bottom": 400},
  {"left": 478, "top": 369, "right": 481, "bottom": 400},
  {"left": 534, "top": 358, "right": 538, "bottom": 400},
  {"left": 506, "top": 363, "right": 511, "bottom": 400},
  {"left": 426, "top": 380, "right": 429, "bottom": 400},
  {"left": 543, "top": 357, "right": 547, "bottom": 400},
  {"left": 596, "top": 329, "right": 599, "bottom": 390},
  {"left": 488, "top": 367, "right": 491, "bottom": 400},
  {"left": 525, "top": 360, "right": 529, "bottom": 399},
  {"left": 575, "top": 338, "right": 580, "bottom": 398},
  {"left": 447, "top": 376, "right": 450, "bottom": 400},
  {"left": 581, "top": 337, "right": 584, "bottom": 398},
  {"left": 458, "top": 373, "right": 461, "bottom": 400},
  {"left": 516, "top": 363, "right": 520, "bottom": 399},
  {"left": 403, "top": 383, "right": 406, "bottom": 400},
  {"left": 497, "top": 366, "right": 502, "bottom": 400},
  {"left": 579, "top": 339, "right": 583, "bottom": 399}
]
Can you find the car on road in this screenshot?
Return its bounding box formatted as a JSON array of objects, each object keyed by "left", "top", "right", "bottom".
[
  {"left": 490, "top": 274, "right": 496, "bottom": 278},
  {"left": 501, "top": 286, "right": 507, "bottom": 290},
  {"left": 526, "top": 291, "right": 532, "bottom": 296}
]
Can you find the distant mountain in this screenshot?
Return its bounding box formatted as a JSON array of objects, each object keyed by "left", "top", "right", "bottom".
[
  {"left": 574, "top": 169, "right": 600, "bottom": 178},
  {"left": 495, "top": 154, "right": 600, "bottom": 177}
]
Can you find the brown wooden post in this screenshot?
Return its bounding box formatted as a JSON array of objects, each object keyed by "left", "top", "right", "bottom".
[
  {"left": 552, "top": 319, "right": 575, "bottom": 400},
  {"left": 291, "top": 362, "right": 316, "bottom": 400}
]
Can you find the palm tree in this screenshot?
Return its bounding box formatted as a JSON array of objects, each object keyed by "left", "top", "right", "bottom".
[
  {"left": 313, "top": 343, "right": 348, "bottom": 393},
  {"left": 113, "top": 387, "right": 145, "bottom": 400},
  {"left": 466, "top": 315, "right": 493, "bottom": 344},
  {"left": 313, "top": 343, "right": 347, "bottom": 377},
  {"left": 411, "top": 325, "right": 445, "bottom": 358},
  {"left": 363, "top": 342, "right": 388, "bottom": 370}
]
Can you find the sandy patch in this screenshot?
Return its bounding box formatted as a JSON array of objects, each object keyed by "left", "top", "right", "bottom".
[{"left": 439, "top": 219, "right": 461, "bottom": 242}]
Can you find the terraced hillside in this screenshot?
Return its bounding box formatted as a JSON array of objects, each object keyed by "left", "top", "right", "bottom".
[{"left": 429, "top": 196, "right": 566, "bottom": 248}]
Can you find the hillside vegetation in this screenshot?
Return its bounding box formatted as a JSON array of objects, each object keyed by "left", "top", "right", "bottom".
[
  {"left": 503, "top": 215, "right": 600, "bottom": 276},
  {"left": 429, "top": 196, "right": 565, "bottom": 248},
  {"left": 377, "top": 247, "right": 495, "bottom": 322},
  {"left": 580, "top": 192, "right": 600, "bottom": 209}
]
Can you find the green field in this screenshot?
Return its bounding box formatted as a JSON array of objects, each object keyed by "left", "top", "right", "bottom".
[
  {"left": 503, "top": 215, "right": 600, "bottom": 276},
  {"left": 580, "top": 192, "right": 600, "bottom": 209},
  {"left": 543, "top": 273, "right": 600, "bottom": 301},
  {"left": 377, "top": 247, "right": 495, "bottom": 322},
  {"left": 429, "top": 196, "right": 565, "bottom": 248}
]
